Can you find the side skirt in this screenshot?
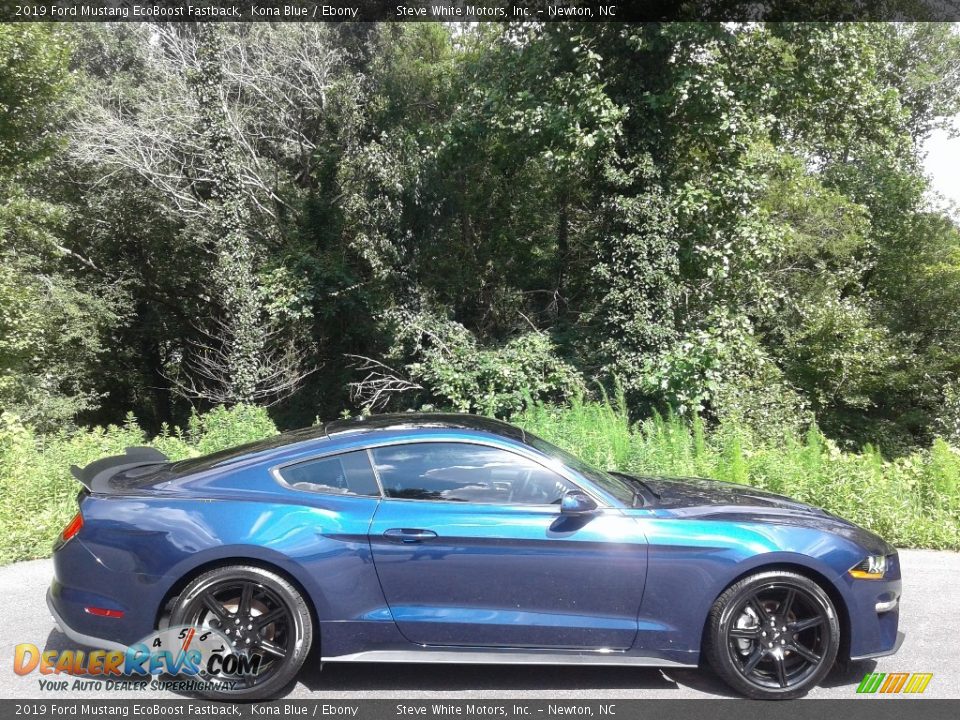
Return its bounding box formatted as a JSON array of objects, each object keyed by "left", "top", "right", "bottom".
[{"left": 320, "top": 648, "right": 697, "bottom": 667}]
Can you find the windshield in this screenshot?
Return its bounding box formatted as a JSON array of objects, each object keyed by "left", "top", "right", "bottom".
[{"left": 523, "top": 431, "right": 638, "bottom": 506}]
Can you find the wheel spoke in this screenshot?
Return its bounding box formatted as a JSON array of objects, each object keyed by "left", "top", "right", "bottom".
[
  {"left": 256, "top": 638, "right": 286, "bottom": 658},
  {"left": 790, "top": 616, "right": 825, "bottom": 632},
  {"left": 201, "top": 593, "right": 228, "bottom": 621},
  {"left": 729, "top": 626, "right": 761, "bottom": 640},
  {"left": 773, "top": 653, "right": 788, "bottom": 688},
  {"left": 749, "top": 594, "right": 771, "bottom": 622},
  {"left": 789, "top": 641, "right": 822, "bottom": 665},
  {"left": 253, "top": 607, "right": 286, "bottom": 629},
  {"left": 742, "top": 646, "right": 765, "bottom": 674},
  {"left": 239, "top": 583, "right": 254, "bottom": 616},
  {"left": 780, "top": 588, "right": 796, "bottom": 617}
]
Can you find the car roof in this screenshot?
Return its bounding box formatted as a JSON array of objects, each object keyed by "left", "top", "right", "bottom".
[
  {"left": 324, "top": 413, "right": 527, "bottom": 443},
  {"left": 167, "top": 413, "right": 528, "bottom": 476}
]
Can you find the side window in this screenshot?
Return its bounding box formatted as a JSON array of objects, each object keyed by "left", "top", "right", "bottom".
[
  {"left": 371, "top": 443, "right": 572, "bottom": 505},
  {"left": 279, "top": 450, "right": 380, "bottom": 497}
]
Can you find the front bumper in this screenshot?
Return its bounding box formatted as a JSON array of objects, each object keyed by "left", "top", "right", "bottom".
[
  {"left": 850, "top": 630, "right": 905, "bottom": 661},
  {"left": 844, "top": 553, "right": 904, "bottom": 660}
]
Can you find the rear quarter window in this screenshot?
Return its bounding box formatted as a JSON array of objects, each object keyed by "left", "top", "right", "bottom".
[{"left": 278, "top": 450, "right": 380, "bottom": 497}]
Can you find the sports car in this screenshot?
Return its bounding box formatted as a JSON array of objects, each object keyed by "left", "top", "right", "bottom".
[{"left": 47, "top": 413, "right": 903, "bottom": 699}]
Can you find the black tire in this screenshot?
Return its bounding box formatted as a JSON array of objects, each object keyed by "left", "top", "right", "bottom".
[
  {"left": 169, "top": 565, "right": 313, "bottom": 700},
  {"left": 704, "top": 570, "right": 840, "bottom": 700}
]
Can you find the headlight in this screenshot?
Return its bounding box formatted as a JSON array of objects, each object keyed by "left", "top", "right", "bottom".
[{"left": 849, "top": 555, "right": 888, "bottom": 580}]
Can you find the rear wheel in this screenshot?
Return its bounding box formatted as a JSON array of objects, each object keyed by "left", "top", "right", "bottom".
[
  {"left": 705, "top": 570, "right": 839, "bottom": 699},
  {"left": 169, "top": 565, "right": 313, "bottom": 700}
]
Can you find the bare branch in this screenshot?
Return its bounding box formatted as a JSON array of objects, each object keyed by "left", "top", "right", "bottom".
[
  {"left": 346, "top": 355, "right": 423, "bottom": 411},
  {"left": 166, "top": 318, "right": 317, "bottom": 407}
]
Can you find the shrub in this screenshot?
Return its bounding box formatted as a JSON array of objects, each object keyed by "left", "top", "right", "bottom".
[
  {"left": 186, "top": 404, "right": 279, "bottom": 456},
  {"left": 1, "top": 400, "right": 958, "bottom": 565},
  {"left": 353, "top": 308, "right": 585, "bottom": 417},
  {"left": 515, "top": 400, "right": 960, "bottom": 550},
  {"left": 0, "top": 405, "right": 278, "bottom": 563}
]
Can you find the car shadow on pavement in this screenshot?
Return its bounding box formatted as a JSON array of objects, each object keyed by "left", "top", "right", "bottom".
[
  {"left": 39, "top": 627, "right": 876, "bottom": 700},
  {"left": 41, "top": 628, "right": 156, "bottom": 685},
  {"left": 298, "top": 663, "right": 686, "bottom": 694},
  {"left": 44, "top": 628, "right": 81, "bottom": 653},
  {"left": 294, "top": 657, "right": 877, "bottom": 698},
  {"left": 820, "top": 660, "right": 878, "bottom": 689}
]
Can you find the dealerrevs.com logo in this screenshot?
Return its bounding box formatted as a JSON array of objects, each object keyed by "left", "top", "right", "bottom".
[
  {"left": 856, "top": 672, "right": 934, "bottom": 694},
  {"left": 13, "top": 626, "right": 264, "bottom": 692}
]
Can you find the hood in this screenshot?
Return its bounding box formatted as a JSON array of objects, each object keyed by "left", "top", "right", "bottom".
[
  {"left": 641, "top": 475, "right": 826, "bottom": 513},
  {"left": 628, "top": 474, "right": 894, "bottom": 555}
]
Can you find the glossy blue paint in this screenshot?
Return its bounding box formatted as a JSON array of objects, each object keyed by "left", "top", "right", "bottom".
[
  {"left": 369, "top": 501, "right": 647, "bottom": 649},
  {"left": 48, "top": 413, "right": 902, "bottom": 668}
]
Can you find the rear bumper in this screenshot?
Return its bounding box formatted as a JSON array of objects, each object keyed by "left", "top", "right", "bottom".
[
  {"left": 46, "top": 587, "right": 127, "bottom": 652},
  {"left": 49, "top": 535, "right": 161, "bottom": 646}
]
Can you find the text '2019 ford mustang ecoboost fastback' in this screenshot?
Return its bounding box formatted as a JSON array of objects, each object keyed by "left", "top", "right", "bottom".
[{"left": 48, "top": 413, "right": 903, "bottom": 700}]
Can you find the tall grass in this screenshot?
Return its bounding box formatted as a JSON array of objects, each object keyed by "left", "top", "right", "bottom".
[
  {"left": 1, "top": 400, "right": 958, "bottom": 564},
  {"left": 0, "top": 406, "right": 278, "bottom": 564},
  {"left": 515, "top": 398, "right": 960, "bottom": 550}
]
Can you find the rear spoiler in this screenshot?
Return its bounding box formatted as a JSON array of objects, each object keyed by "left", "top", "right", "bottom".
[{"left": 70, "top": 446, "right": 170, "bottom": 493}]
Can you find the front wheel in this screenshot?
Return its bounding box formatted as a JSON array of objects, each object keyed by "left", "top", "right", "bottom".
[
  {"left": 169, "top": 565, "right": 313, "bottom": 700},
  {"left": 704, "top": 570, "right": 840, "bottom": 699}
]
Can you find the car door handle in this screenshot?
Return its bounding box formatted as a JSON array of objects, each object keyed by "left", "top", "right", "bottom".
[{"left": 383, "top": 528, "right": 438, "bottom": 543}]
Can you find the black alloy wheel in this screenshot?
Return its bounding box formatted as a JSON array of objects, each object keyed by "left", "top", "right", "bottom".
[
  {"left": 705, "top": 570, "right": 840, "bottom": 699},
  {"left": 169, "top": 565, "right": 313, "bottom": 700}
]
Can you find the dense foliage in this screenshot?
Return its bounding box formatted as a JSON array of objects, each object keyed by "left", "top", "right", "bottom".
[
  {"left": 3, "top": 23, "right": 960, "bottom": 457},
  {"left": 0, "top": 405, "right": 278, "bottom": 563},
  {"left": 2, "top": 400, "right": 957, "bottom": 564},
  {"left": 518, "top": 399, "right": 960, "bottom": 551}
]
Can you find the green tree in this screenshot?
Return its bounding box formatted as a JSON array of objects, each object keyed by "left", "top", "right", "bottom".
[{"left": 0, "top": 26, "right": 120, "bottom": 430}]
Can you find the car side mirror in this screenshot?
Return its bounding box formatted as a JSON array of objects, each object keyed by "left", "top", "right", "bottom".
[{"left": 561, "top": 490, "right": 597, "bottom": 515}]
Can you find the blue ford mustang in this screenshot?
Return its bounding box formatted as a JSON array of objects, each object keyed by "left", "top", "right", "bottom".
[{"left": 48, "top": 413, "right": 902, "bottom": 700}]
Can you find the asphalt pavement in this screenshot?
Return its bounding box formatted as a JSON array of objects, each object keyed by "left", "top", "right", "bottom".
[{"left": 1, "top": 550, "right": 957, "bottom": 700}]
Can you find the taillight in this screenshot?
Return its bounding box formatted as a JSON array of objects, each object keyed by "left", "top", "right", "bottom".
[{"left": 61, "top": 512, "right": 83, "bottom": 542}]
